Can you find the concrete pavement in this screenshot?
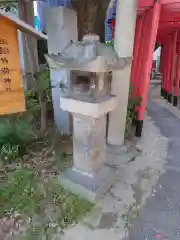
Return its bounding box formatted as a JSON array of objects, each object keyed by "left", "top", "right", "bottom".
[{"left": 129, "top": 95, "right": 180, "bottom": 239}]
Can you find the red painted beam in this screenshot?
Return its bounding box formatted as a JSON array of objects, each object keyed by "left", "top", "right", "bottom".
[
  {"left": 136, "top": 2, "right": 161, "bottom": 137},
  {"left": 165, "top": 37, "right": 172, "bottom": 98},
  {"left": 159, "top": 45, "right": 164, "bottom": 73},
  {"left": 174, "top": 40, "right": 180, "bottom": 105},
  {"left": 130, "top": 16, "right": 143, "bottom": 96},
  {"left": 161, "top": 44, "right": 166, "bottom": 96},
  {"left": 138, "top": 0, "right": 154, "bottom": 8},
  {"left": 134, "top": 17, "right": 148, "bottom": 99},
  {"left": 161, "top": 0, "right": 180, "bottom": 4},
  {"left": 167, "top": 31, "right": 177, "bottom": 102},
  {"left": 162, "top": 40, "right": 169, "bottom": 97}
]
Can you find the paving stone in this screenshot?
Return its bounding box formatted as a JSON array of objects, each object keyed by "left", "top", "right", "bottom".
[{"left": 129, "top": 95, "right": 180, "bottom": 240}]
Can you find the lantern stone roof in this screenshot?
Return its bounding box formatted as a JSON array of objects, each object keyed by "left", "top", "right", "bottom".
[
  {"left": 0, "top": 9, "right": 47, "bottom": 40},
  {"left": 45, "top": 34, "right": 131, "bottom": 72}
]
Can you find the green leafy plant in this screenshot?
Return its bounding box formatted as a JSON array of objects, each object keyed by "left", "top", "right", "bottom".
[
  {"left": 0, "top": 143, "right": 20, "bottom": 163},
  {"left": 24, "top": 65, "right": 53, "bottom": 136},
  {"left": 0, "top": 115, "right": 36, "bottom": 163},
  {"left": 125, "top": 85, "right": 141, "bottom": 139},
  {"left": 25, "top": 66, "right": 51, "bottom": 114},
  {"left": 105, "top": 41, "right": 114, "bottom": 46},
  {"left": 25, "top": 89, "right": 40, "bottom": 115},
  {"left": 25, "top": 66, "right": 68, "bottom": 140},
  {"left": 0, "top": 168, "right": 42, "bottom": 217}
]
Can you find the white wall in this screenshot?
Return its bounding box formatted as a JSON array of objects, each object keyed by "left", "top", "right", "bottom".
[{"left": 153, "top": 46, "right": 161, "bottom": 61}]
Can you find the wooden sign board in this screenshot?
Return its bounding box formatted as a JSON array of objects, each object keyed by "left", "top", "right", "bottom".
[
  {"left": 0, "top": 10, "right": 47, "bottom": 116},
  {"left": 0, "top": 16, "right": 25, "bottom": 115}
]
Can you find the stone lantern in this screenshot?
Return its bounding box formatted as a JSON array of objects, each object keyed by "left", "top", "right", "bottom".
[{"left": 45, "top": 34, "right": 131, "bottom": 201}]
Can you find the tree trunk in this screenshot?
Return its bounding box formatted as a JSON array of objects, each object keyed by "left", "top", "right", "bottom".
[
  {"left": 72, "top": 0, "right": 110, "bottom": 42},
  {"left": 18, "top": 0, "right": 39, "bottom": 88},
  {"left": 38, "top": 94, "right": 47, "bottom": 136}
]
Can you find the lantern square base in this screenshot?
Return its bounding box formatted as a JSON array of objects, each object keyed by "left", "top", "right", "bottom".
[{"left": 58, "top": 166, "right": 116, "bottom": 202}]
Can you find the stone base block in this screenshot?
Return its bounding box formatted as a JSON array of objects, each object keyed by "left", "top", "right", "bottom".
[
  {"left": 106, "top": 144, "right": 139, "bottom": 167},
  {"left": 58, "top": 166, "right": 116, "bottom": 202}
]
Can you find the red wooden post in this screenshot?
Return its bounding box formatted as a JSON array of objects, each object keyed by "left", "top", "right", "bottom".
[
  {"left": 161, "top": 44, "right": 165, "bottom": 96},
  {"left": 136, "top": 2, "right": 161, "bottom": 137},
  {"left": 134, "top": 16, "right": 148, "bottom": 98},
  {"left": 162, "top": 41, "right": 169, "bottom": 98},
  {"left": 173, "top": 41, "right": 180, "bottom": 106},
  {"left": 160, "top": 45, "right": 165, "bottom": 96},
  {"left": 167, "top": 31, "right": 177, "bottom": 103},
  {"left": 165, "top": 37, "right": 172, "bottom": 99},
  {"left": 130, "top": 16, "right": 143, "bottom": 95},
  {"left": 159, "top": 45, "right": 164, "bottom": 73}
]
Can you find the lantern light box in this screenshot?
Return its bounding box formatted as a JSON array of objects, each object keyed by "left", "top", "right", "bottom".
[{"left": 0, "top": 10, "right": 47, "bottom": 115}]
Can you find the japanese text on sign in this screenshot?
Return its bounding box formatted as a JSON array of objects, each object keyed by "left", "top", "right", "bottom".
[
  {"left": 0, "top": 17, "right": 25, "bottom": 115},
  {"left": 0, "top": 38, "right": 12, "bottom": 92}
]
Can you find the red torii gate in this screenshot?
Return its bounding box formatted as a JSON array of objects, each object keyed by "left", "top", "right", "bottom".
[
  {"left": 109, "top": 0, "right": 180, "bottom": 137},
  {"left": 129, "top": 0, "right": 180, "bottom": 136}
]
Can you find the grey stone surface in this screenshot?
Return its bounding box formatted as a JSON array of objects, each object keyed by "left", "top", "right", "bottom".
[
  {"left": 106, "top": 144, "right": 140, "bottom": 167},
  {"left": 73, "top": 114, "right": 106, "bottom": 173},
  {"left": 59, "top": 165, "right": 116, "bottom": 202},
  {"left": 128, "top": 96, "right": 180, "bottom": 240},
  {"left": 45, "top": 34, "right": 132, "bottom": 73},
  {"left": 58, "top": 114, "right": 117, "bottom": 201}
]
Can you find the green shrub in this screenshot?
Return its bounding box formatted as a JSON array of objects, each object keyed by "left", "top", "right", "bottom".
[
  {"left": 0, "top": 115, "right": 36, "bottom": 162},
  {"left": 25, "top": 88, "right": 40, "bottom": 115},
  {"left": 0, "top": 143, "right": 19, "bottom": 162},
  {"left": 127, "top": 95, "right": 141, "bottom": 123},
  {"left": 0, "top": 168, "right": 39, "bottom": 216},
  {"left": 125, "top": 85, "right": 141, "bottom": 139},
  {"left": 25, "top": 67, "right": 51, "bottom": 115}
]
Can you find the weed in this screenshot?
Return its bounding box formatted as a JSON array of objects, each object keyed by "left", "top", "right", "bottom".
[
  {"left": 0, "top": 116, "right": 35, "bottom": 163},
  {"left": 0, "top": 168, "right": 93, "bottom": 239},
  {"left": 122, "top": 202, "right": 139, "bottom": 234}
]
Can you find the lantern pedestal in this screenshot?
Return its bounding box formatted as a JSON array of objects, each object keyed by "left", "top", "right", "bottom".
[
  {"left": 59, "top": 164, "right": 115, "bottom": 202},
  {"left": 59, "top": 96, "right": 117, "bottom": 201}
]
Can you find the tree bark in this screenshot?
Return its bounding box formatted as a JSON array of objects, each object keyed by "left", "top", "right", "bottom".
[{"left": 72, "top": 0, "right": 110, "bottom": 42}]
